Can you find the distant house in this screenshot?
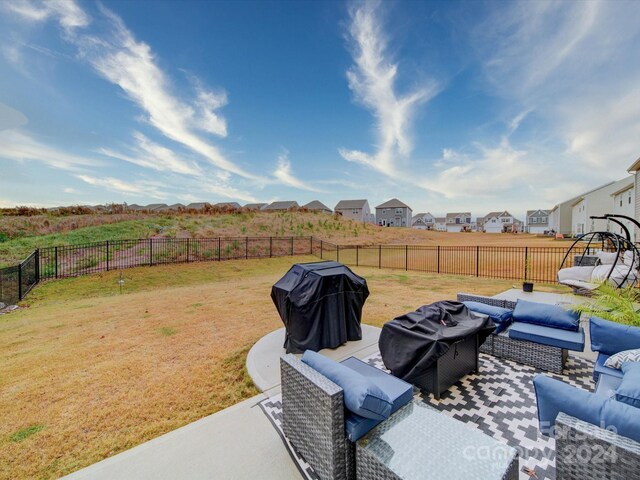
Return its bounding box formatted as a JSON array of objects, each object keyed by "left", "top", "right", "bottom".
[
  {"left": 214, "top": 202, "right": 242, "bottom": 210},
  {"left": 303, "top": 200, "right": 332, "bottom": 214},
  {"left": 185, "top": 202, "right": 210, "bottom": 211},
  {"left": 244, "top": 203, "right": 267, "bottom": 210},
  {"left": 611, "top": 181, "right": 635, "bottom": 238},
  {"left": 548, "top": 198, "right": 577, "bottom": 236},
  {"left": 375, "top": 198, "right": 412, "bottom": 227},
  {"left": 145, "top": 203, "right": 169, "bottom": 211},
  {"left": 481, "top": 211, "right": 522, "bottom": 233},
  {"left": 434, "top": 217, "right": 447, "bottom": 231},
  {"left": 526, "top": 209, "right": 551, "bottom": 234},
  {"left": 263, "top": 201, "right": 300, "bottom": 211},
  {"left": 411, "top": 212, "right": 436, "bottom": 230},
  {"left": 445, "top": 212, "right": 471, "bottom": 232},
  {"left": 126, "top": 204, "right": 146, "bottom": 211},
  {"left": 334, "top": 199, "right": 375, "bottom": 223}
]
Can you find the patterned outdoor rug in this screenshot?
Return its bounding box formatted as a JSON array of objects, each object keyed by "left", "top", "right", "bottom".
[{"left": 259, "top": 352, "right": 594, "bottom": 480}]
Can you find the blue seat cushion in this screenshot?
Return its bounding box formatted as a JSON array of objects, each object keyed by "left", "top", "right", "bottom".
[
  {"left": 463, "top": 301, "right": 513, "bottom": 334},
  {"left": 595, "top": 353, "right": 624, "bottom": 380},
  {"left": 533, "top": 375, "right": 606, "bottom": 436},
  {"left": 341, "top": 356, "right": 413, "bottom": 441},
  {"left": 615, "top": 362, "right": 640, "bottom": 409},
  {"left": 601, "top": 398, "right": 640, "bottom": 443},
  {"left": 508, "top": 322, "right": 585, "bottom": 351},
  {"left": 513, "top": 300, "right": 580, "bottom": 331},
  {"left": 301, "top": 351, "right": 393, "bottom": 421},
  {"left": 595, "top": 371, "right": 622, "bottom": 397},
  {"left": 590, "top": 316, "right": 640, "bottom": 355}
]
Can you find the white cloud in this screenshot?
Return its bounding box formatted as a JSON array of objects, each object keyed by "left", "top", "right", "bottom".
[
  {"left": 0, "top": 129, "right": 101, "bottom": 171},
  {"left": 340, "top": 1, "right": 439, "bottom": 178},
  {"left": 76, "top": 174, "right": 168, "bottom": 199},
  {"left": 273, "top": 153, "right": 323, "bottom": 192},
  {"left": 3, "top": 0, "right": 90, "bottom": 33}
]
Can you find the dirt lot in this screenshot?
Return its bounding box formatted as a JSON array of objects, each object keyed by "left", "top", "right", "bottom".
[{"left": 0, "top": 256, "right": 569, "bottom": 479}]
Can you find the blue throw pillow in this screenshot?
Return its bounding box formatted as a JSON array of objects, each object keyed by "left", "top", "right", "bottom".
[
  {"left": 513, "top": 300, "right": 580, "bottom": 331},
  {"left": 463, "top": 301, "right": 513, "bottom": 333},
  {"left": 301, "top": 350, "right": 393, "bottom": 420},
  {"left": 615, "top": 362, "right": 640, "bottom": 409}
]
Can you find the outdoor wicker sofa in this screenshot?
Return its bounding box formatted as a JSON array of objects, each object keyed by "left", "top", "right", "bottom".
[{"left": 457, "top": 293, "right": 585, "bottom": 373}]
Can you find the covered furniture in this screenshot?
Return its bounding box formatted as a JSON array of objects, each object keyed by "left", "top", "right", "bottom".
[
  {"left": 534, "top": 371, "right": 640, "bottom": 479},
  {"left": 280, "top": 353, "right": 412, "bottom": 480},
  {"left": 379, "top": 301, "right": 494, "bottom": 399},
  {"left": 271, "top": 261, "right": 369, "bottom": 353},
  {"left": 357, "top": 401, "right": 518, "bottom": 480},
  {"left": 457, "top": 293, "right": 585, "bottom": 373}
]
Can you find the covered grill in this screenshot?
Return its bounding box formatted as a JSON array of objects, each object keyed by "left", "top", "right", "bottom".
[
  {"left": 271, "top": 261, "right": 369, "bottom": 353},
  {"left": 379, "top": 301, "right": 495, "bottom": 398}
]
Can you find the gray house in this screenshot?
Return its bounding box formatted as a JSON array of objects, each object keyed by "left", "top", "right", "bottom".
[
  {"left": 334, "top": 199, "right": 375, "bottom": 223},
  {"left": 375, "top": 198, "right": 412, "bottom": 227},
  {"left": 412, "top": 212, "right": 436, "bottom": 230},
  {"left": 303, "top": 200, "right": 332, "bottom": 214},
  {"left": 185, "top": 202, "right": 210, "bottom": 211},
  {"left": 214, "top": 202, "right": 242, "bottom": 210},
  {"left": 263, "top": 201, "right": 300, "bottom": 211},
  {"left": 244, "top": 203, "right": 267, "bottom": 210},
  {"left": 526, "top": 209, "right": 551, "bottom": 234}
]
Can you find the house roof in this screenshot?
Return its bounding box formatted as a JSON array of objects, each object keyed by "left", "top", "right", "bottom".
[
  {"left": 244, "top": 203, "right": 267, "bottom": 210},
  {"left": 263, "top": 201, "right": 299, "bottom": 210},
  {"left": 145, "top": 203, "right": 168, "bottom": 211},
  {"left": 304, "top": 200, "right": 331, "bottom": 211},
  {"left": 375, "top": 198, "right": 411, "bottom": 209},
  {"left": 127, "top": 204, "right": 145, "bottom": 211},
  {"left": 610, "top": 181, "right": 634, "bottom": 197},
  {"left": 435, "top": 217, "right": 446, "bottom": 223},
  {"left": 186, "top": 202, "right": 210, "bottom": 210},
  {"left": 334, "top": 199, "right": 368, "bottom": 210},
  {"left": 446, "top": 212, "right": 470, "bottom": 218},
  {"left": 628, "top": 157, "right": 640, "bottom": 172},
  {"left": 214, "top": 202, "right": 242, "bottom": 209},
  {"left": 526, "top": 209, "right": 551, "bottom": 217}
]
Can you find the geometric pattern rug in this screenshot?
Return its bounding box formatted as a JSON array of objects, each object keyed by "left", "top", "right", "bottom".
[{"left": 259, "top": 352, "right": 595, "bottom": 480}]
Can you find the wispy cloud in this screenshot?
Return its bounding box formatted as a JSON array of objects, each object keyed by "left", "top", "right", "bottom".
[
  {"left": 339, "top": 1, "right": 439, "bottom": 178},
  {"left": 273, "top": 153, "right": 324, "bottom": 192},
  {"left": 0, "top": 129, "right": 101, "bottom": 171},
  {"left": 76, "top": 174, "right": 168, "bottom": 199},
  {"left": 2, "top": 0, "right": 90, "bottom": 33}
]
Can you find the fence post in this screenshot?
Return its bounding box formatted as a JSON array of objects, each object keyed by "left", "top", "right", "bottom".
[
  {"left": 149, "top": 238, "right": 153, "bottom": 266},
  {"left": 186, "top": 239, "right": 190, "bottom": 263},
  {"left": 320, "top": 240, "right": 323, "bottom": 259},
  {"left": 218, "top": 238, "right": 221, "bottom": 261},
  {"left": 310, "top": 236, "right": 313, "bottom": 254},
  {"left": 405, "top": 245, "right": 408, "bottom": 271},
  {"left": 378, "top": 245, "right": 382, "bottom": 269},
  {"left": 356, "top": 245, "right": 359, "bottom": 266},
  {"left": 106, "top": 241, "right": 110, "bottom": 271},
  {"left": 269, "top": 237, "right": 273, "bottom": 258},
  {"left": 18, "top": 260, "right": 22, "bottom": 300},
  {"left": 524, "top": 246, "right": 529, "bottom": 280},
  {"left": 246, "top": 237, "right": 249, "bottom": 259},
  {"left": 34, "top": 249, "right": 40, "bottom": 284},
  {"left": 55, "top": 246, "right": 58, "bottom": 279},
  {"left": 476, "top": 246, "right": 479, "bottom": 277},
  {"left": 290, "top": 236, "right": 294, "bottom": 256},
  {"left": 337, "top": 245, "right": 340, "bottom": 263},
  {"left": 437, "top": 245, "right": 440, "bottom": 274}
]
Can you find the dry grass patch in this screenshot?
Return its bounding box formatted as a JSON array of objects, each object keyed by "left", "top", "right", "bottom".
[{"left": 0, "top": 256, "right": 571, "bottom": 478}]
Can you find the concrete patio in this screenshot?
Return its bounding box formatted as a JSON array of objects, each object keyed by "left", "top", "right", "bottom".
[{"left": 64, "top": 289, "right": 589, "bottom": 479}]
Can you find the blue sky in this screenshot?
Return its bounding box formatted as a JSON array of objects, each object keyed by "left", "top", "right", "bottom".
[{"left": 0, "top": 0, "right": 639, "bottom": 219}]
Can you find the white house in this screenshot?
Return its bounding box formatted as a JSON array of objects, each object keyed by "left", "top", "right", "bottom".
[
  {"left": 526, "top": 209, "right": 551, "bottom": 234},
  {"left": 610, "top": 182, "right": 635, "bottom": 238},
  {"left": 570, "top": 178, "right": 631, "bottom": 236},
  {"left": 412, "top": 212, "right": 436, "bottom": 230},
  {"left": 445, "top": 212, "right": 471, "bottom": 232},
  {"left": 627, "top": 157, "right": 640, "bottom": 240},
  {"left": 481, "top": 211, "right": 521, "bottom": 233},
  {"left": 434, "top": 217, "right": 447, "bottom": 231}
]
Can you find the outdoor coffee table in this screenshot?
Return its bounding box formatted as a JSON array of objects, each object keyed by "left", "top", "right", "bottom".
[{"left": 356, "top": 401, "right": 518, "bottom": 480}]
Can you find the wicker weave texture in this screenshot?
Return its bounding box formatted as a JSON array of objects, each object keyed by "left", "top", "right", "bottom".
[
  {"left": 280, "top": 354, "right": 353, "bottom": 480},
  {"left": 555, "top": 412, "right": 640, "bottom": 480}
]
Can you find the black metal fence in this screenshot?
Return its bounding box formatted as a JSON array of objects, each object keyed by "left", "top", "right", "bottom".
[
  {"left": 0, "top": 235, "right": 573, "bottom": 306},
  {"left": 313, "top": 240, "right": 571, "bottom": 283}
]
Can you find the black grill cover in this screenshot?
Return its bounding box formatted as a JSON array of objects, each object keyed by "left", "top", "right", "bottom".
[
  {"left": 271, "top": 261, "right": 369, "bottom": 353},
  {"left": 379, "top": 301, "right": 495, "bottom": 383}
]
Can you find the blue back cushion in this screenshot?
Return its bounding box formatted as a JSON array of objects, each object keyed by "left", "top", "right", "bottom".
[
  {"left": 463, "top": 301, "right": 513, "bottom": 333},
  {"left": 301, "top": 350, "right": 393, "bottom": 420},
  {"left": 590, "top": 316, "right": 640, "bottom": 355},
  {"left": 513, "top": 300, "right": 580, "bottom": 331},
  {"left": 615, "top": 362, "right": 640, "bottom": 409},
  {"left": 533, "top": 374, "right": 606, "bottom": 436},
  {"left": 602, "top": 399, "right": 640, "bottom": 443}
]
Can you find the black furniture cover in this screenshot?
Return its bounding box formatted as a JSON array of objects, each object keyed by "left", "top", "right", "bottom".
[
  {"left": 271, "top": 261, "right": 369, "bottom": 353},
  {"left": 379, "top": 301, "right": 495, "bottom": 383}
]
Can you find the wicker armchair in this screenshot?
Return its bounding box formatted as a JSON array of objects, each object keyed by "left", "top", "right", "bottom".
[
  {"left": 555, "top": 412, "right": 640, "bottom": 479},
  {"left": 280, "top": 354, "right": 355, "bottom": 480},
  {"left": 457, "top": 293, "right": 571, "bottom": 373}
]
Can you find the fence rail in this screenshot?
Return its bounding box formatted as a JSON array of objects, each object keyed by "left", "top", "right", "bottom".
[{"left": 1, "top": 235, "right": 574, "bottom": 306}]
